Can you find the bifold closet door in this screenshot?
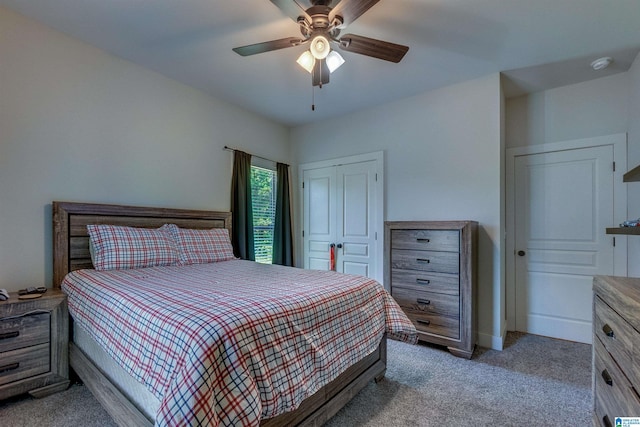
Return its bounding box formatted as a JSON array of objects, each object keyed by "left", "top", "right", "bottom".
[{"left": 303, "top": 160, "right": 378, "bottom": 279}]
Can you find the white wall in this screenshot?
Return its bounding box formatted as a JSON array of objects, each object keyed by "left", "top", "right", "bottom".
[
  {"left": 626, "top": 54, "right": 640, "bottom": 277},
  {"left": 0, "top": 7, "right": 290, "bottom": 291},
  {"left": 506, "top": 72, "right": 629, "bottom": 148},
  {"left": 292, "top": 74, "right": 504, "bottom": 350}
]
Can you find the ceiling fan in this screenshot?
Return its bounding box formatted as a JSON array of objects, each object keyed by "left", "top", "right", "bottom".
[{"left": 232, "top": 0, "right": 409, "bottom": 87}]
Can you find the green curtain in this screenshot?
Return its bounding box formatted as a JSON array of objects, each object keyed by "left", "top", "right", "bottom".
[
  {"left": 272, "top": 162, "right": 293, "bottom": 266},
  {"left": 231, "top": 150, "right": 255, "bottom": 260}
]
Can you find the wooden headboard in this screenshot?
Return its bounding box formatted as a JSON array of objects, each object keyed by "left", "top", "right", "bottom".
[{"left": 52, "top": 201, "right": 232, "bottom": 288}]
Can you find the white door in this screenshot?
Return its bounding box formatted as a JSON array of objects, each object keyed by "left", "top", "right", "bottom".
[
  {"left": 514, "top": 145, "right": 614, "bottom": 343},
  {"left": 302, "top": 158, "right": 380, "bottom": 280},
  {"left": 303, "top": 166, "right": 336, "bottom": 271},
  {"left": 335, "top": 162, "right": 377, "bottom": 277}
]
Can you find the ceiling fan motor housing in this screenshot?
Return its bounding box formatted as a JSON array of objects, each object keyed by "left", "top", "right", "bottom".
[
  {"left": 307, "top": 6, "right": 331, "bottom": 28},
  {"left": 299, "top": 4, "right": 343, "bottom": 40},
  {"left": 310, "top": 0, "right": 335, "bottom": 6}
]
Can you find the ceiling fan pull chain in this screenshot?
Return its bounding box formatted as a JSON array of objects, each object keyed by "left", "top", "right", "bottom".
[{"left": 312, "top": 85, "right": 315, "bottom": 111}]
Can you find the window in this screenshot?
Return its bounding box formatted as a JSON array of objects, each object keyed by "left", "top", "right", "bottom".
[{"left": 251, "top": 164, "right": 277, "bottom": 264}]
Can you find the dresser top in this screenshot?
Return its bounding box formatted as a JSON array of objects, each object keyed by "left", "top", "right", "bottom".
[
  {"left": 593, "top": 275, "right": 640, "bottom": 332},
  {"left": 385, "top": 220, "right": 478, "bottom": 230}
]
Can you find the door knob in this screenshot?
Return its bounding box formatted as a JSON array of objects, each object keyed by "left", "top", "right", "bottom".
[
  {"left": 517, "top": 250, "right": 526, "bottom": 256},
  {"left": 336, "top": 243, "right": 343, "bottom": 249}
]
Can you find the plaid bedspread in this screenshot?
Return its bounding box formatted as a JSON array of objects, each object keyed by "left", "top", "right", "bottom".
[{"left": 61, "top": 260, "right": 417, "bottom": 426}]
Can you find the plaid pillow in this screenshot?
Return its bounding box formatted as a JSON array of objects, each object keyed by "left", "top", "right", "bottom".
[
  {"left": 87, "top": 224, "right": 179, "bottom": 271},
  {"left": 166, "top": 224, "right": 236, "bottom": 265}
]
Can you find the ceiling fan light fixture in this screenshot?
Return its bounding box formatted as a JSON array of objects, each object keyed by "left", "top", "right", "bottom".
[
  {"left": 296, "top": 51, "right": 316, "bottom": 73},
  {"left": 326, "top": 51, "right": 345, "bottom": 73},
  {"left": 310, "top": 35, "right": 331, "bottom": 59}
]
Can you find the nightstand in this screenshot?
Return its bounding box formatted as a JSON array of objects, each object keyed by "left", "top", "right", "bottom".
[{"left": 0, "top": 289, "right": 69, "bottom": 399}]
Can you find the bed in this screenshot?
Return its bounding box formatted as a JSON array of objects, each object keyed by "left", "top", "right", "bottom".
[{"left": 52, "top": 201, "right": 416, "bottom": 426}]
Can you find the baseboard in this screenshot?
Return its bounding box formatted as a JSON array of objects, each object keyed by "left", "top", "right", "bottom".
[{"left": 477, "top": 326, "right": 506, "bottom": 351}]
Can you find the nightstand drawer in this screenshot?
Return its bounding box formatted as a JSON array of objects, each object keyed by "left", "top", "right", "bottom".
[
  {"left": 391, "top": 250, "right": 459, "bottom": 274},
  {"left": 0, "top": 312, "right": 50, "bottom": 353},
  {"left": 0, "top": 343, "right": 50, "bottom": 386},
  {"left": 0, "top": 290, "right": 68, "bottom": 400},
  {"left": 391, "top": 229, "right": 460, "bottom": 252}
]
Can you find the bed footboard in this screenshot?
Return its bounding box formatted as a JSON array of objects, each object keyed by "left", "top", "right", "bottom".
[
  {"left": 262, "top": 337, "right": 387, "bottom": 426},
  {"left": 70, "top": 337, "right": 387, "bottom": 427}
]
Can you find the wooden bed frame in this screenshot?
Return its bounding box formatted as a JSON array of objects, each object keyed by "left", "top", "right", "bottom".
[{"left": 52, "top": 201, "right": 386, "bottom": 427}]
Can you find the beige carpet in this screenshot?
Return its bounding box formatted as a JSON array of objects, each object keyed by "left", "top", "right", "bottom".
[{"left": 0, "top": 332, "right": 591, "bottom": 426}]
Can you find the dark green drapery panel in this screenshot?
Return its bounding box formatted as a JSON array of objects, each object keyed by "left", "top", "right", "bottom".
[
  {"left": 272, "top": 162, "right": 293, "bottom": 266},
  {"left": 231, "top": 150, "right": 255, "bottom": 261}
]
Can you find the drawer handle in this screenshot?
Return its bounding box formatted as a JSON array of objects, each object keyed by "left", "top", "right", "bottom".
[
  {"left": 602, "top": 324, "right": 615, "bottom": 338},
  {"left": 417, "top": 238, "right": 430, "bottom": 243},
  {"left": 416, "top": 258, "right": 430, "bottom": 263},
  {"left": 602, "top": 369, "right": 613, "bottom": 386},
  {"left": 0, "top": 362, "right": 19, "bottom": 373},
  {"left": 0, "top": 331, "right": 19, "bottom": 340},
  {"left": 416, "top": 278, "right": 431, "bottom": 285},
  {"left": 417, "top": 298, "right": 431, "bottom": 305},
  {"left": 416, "top": 319, "right": 430, "bottom": 326},
  {"left": 603, "top": 415, "right": 612, "bottom": 427}
]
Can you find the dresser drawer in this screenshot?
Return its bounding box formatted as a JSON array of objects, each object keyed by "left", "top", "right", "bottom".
[
  {"left": 593, "top": 336, "right": 640, "bottom": 419},
  {"left": 594, "top": 297, "right": 637, "bottom": 382},
  {"left": 594, "top": 397, "right": 613, "bottom": 427},
  {"left": 0, "top": 343, "right": 50, "bottom": 386},
  {"left": 391, "top": 249, "right": 459, "bottom": 274},
  {"left": 392, "top": 288, "right": 460, "bottom": 339},
  {"left": 391, "top": 229, "right": 459, "bottom": 252},
  {"left": 0, "top": 312, "right": 50, "bottom": 353},
  {"left": 391, "top": 270, "right": 459, "bottom": 296}
]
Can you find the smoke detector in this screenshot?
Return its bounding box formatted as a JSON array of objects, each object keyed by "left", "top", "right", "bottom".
[{"left": 590, "top": 57, "right": 613, "bottom": 71}]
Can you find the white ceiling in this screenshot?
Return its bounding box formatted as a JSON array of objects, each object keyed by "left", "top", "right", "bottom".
[{"left": 2, "top": 0, "right": 640, "bottom": 127}]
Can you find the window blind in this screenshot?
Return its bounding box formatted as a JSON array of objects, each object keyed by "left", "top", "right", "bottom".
[{"left": 251, "top": 165, "right": 277, "bottom": 264}]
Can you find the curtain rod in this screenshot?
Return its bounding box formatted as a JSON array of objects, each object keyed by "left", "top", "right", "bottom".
[{"left": 223, "top": 145, "right": 281, "bottom": 164}]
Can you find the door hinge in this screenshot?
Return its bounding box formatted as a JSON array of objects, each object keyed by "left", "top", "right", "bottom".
[
  {"left": 375, "top": 231, "right": 378, "bottom": 240},
  {"left": 302, "top": 230, "right": 305, "bottom": 237},
  {"left": 613, "top": 236, "right": 616, "bottom": 247},
  {"left": 302, "top": 182, "right": 305, "bottom": 189},
  {"left": 375, "top": 173, "right": 378, "bottom": 182},
  {"left": 613, "top": 161, "right": 616, "bottom": 172}
]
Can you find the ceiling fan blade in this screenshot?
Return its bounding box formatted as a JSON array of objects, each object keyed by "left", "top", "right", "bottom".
[
  {"left": 233, "top": 37, "right": 304, "bottom": 56},
  {"left": 270, "top": 0, "right": 311, "bottom": 23},
  {"left": 339, "top": 34, "right": 409, "bottom": 63},
  {"left": 330, "top": 0, "right": 380, "bottom": 27},
  {"left": 312, "top": 59, "right": 330, "bottom": 87}
]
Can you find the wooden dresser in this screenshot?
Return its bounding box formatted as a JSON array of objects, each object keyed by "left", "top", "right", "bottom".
[
  {"left": 592, "top": 276, "right": 640, "bottom": 426},
  {"left": 384, "top": 221, "right": 477, "bottom": 358},
  {"left": 0, "top": 289, "right": 69, "bottom": 400}
]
